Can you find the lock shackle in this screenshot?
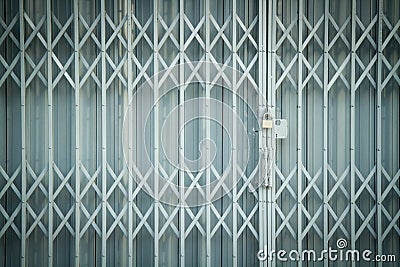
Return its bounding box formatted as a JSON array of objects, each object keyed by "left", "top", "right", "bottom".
[{"left": 263, "top": 112, "right": 273, "bottom": 120}]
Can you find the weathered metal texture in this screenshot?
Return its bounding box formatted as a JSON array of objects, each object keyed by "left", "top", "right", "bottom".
[
  {"left": 0, "top": 0, "right": 260, "bottom": 266},
  {"left": 0, "top": 0, "right": 399, "bottom": 266},
  {"left": 272, "top": 0, "right": 399, "bottom": 267}
]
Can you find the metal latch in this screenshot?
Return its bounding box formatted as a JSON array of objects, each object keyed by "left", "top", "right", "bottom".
[{"left": 274, "top": 119, "right": 288, "bottom": 139}]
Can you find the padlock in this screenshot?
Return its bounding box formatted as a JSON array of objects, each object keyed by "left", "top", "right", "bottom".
[{"left": 262, "top": 113, "right": 273, "bottom": 129}]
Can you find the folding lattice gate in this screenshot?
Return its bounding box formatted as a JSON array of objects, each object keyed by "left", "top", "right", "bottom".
[
  {"left": 0, "top": 0, "right": 399, "bottom": 266},
  {"left": 270, "top": 0, "right": 399, "bottom": 266}
]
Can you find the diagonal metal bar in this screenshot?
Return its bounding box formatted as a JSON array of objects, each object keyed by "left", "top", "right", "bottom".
[
  {"left": 80, "top": 54, "right": 101, "bottom": 87},
  {"left": 381, "top": 57, "right": 400, "bottom": 88},
  {"left": 185, "top": 206, "right": 206, "bottom": 237},
  {"left": 105, "top": 53, "right": 127, "bottom": 89},
  {"left": 0, "top": 204, "right": 22, "bottom": 238},
  {"left": 354, "top": 166, "right": 376, "bottom": 201},
  {"left": 0, "top": 52, "right": 20, "bottom": 87},
  {"left": 300, "top": 166, "right": 323, "bottom": 201},
  {"left": 355, "top": 15, "right": 377, "bottom": 51},
  {"left": 327, "top": 54, "right": 350, "bottom": 90},
  {"left": 302, "top": 55, "right": 323, "bottom": 89},
  {"left": 78, "top": 14, "right": 101, "bottom": 49},
  {"left": 51, "top": 14, "right": 73, "bottom": 49},
  {"left": 302, "top": 15, "right": 324, "bottom": 50},
  {"left": 106, "top": 165, "right": 127, "bottom": 199},
  {"left": 105, "top": 13, "right": 127, "bottom": 50},
  {"left": 0, "top": 15, "right": 19, "bottom": 46},
  {"left": 25, "top": 53, "right": 47, "bottom": 87},
  {"left": 209, "top": 14, "right": 232, "bottom": 51},
  {"left": 354, "top": 54, "right": 377, "bottom": 90},
  {"left": 26, "top": 203, "right": 48, "bottom": 237},
  {"left": 80, "top": 165, "right": 101, "bottom": 198},
  {"left": 132, "top": 203, "right": 154, "bottom": 239},
  {"left": 0, "top": 166, "right": 21, "bottom": 200},
  {"left": 52, "top": 53, "right": 75, "bottom": 87},
  {"left": 80, "top": 203, "right": 101, "bottom": 237},
  {"left": 236, "top": 53, "right": 259, "bottom": 90},
  {"left": 275, "top": 204, "right": 297, "bottom": 238},
  {"left": 157, "top": 14, "right": 179, "bottom": 49},
  {"left": 132, "top": 53, "right": 153, "bottom": 89},
  {"left": 275, "top": 15, "right": 298, "bottom": 50},
  {"left": 236, "top": 15, "right": 258, "bottom": 50},
  {"left": 327, "top": 14, "right": 350, "bottom": 51},
  {"left": 276, "top": 53, "right": 298, "bottom": 89},
  {"left": 354, "top": 205, "right": 377, "bottom": 240},
  {"left": 24, "top": 14, "right": 46, "bottom": 48},
  {"left": 327, "top": 165, "right": 350, "bottom": 201},
  {"left": 131, "top": 14, "right": 153, "bottom": 50},
  {"left": 382, "top": 17, "right": 400, "bottom": 51},
  {"left": 237, "top": 204, "right": 258, "bottom": 239},
  {"left": 210, "top": 204, "right": 232, "bottom": 237},
  {"left": 26, "top": 164, "right": 48, "bottom": 199},
  {"left": 183, "top": 15, "right": 205, "bottom": 50},
  {"left": 275, "top": 165, "right": 297, "bottom": 200},
  {"left": 300, "top": 205, "right": 323, "bottom": 239},
  {"left": 106, "top": 203, "right": 128, "bottom": 238},
  {"left": 382, "top": 14, "right": 400, "bottom": 49},
  {"left": 158, "top": 205, "right": 179, "bottom": 237},
  {"left": 381, "top": 168, "right": 400, "bottom": 200},
  {"left": 327, "top": 205, "right": 350, "bottom": 239},
  {"left": 52, "top": 203, "right": 74, "bottom": 238}
]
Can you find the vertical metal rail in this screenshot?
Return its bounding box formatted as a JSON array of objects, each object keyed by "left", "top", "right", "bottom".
[
  {"left": 297, "top": 1, "right": 303, "bottom": 266},
  {"left": 178, "top": 0, "right": 185, "bottom": 265},
  {"left": 232, "top": 0, "right": 238, "bottom": 266},
  {"left": 258, "top": 0, "right": 267, "bottom": 265},
  {"left": 350, "top": 0, "right": 356, "bottom": 264},
  {"left": 19, "top": 0, "right": 26, "bottom": 265},
  {"left": 268, "top": 0, "right": 277, "bottom": 265},
  {"left": 100, "top": 0, "right": 107, "bottom": 265},
  {"left": 46, "top": 0, "right": 54, "bottom": 265},
  {"left": 241, "top": 4, "right": 248, "bottom": 263},
  {"left": 323, "top": 0, "right": 329, "bottom": 266},
  {"left": 153, "top": 0, "right": 159, "bottom": 264},
  {"left": 127, "top": 0, "right": 134, "bottom": 266},
  {"left": 205, "top": 0, "right": 211, "bottom": 265},
  {"left": 376, "top": 0, "right": 383, "bottom": 264},
  {"left": 73, "top": 0, "right": 81, "bottom": 264}
]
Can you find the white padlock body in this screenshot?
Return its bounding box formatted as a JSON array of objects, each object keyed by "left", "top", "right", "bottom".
[{"left": 262, "top": 119, "right": 273, "bottom": 129}]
